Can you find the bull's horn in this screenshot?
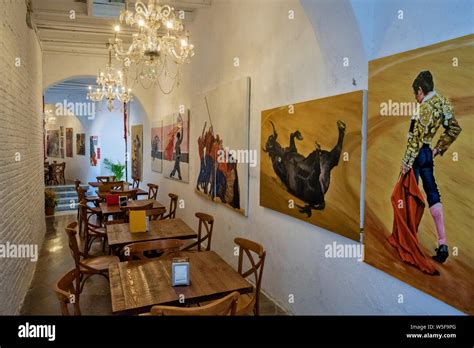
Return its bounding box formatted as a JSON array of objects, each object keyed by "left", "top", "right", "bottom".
[{"left": 269, "top": 121, "right": 278, "bottom": 137}]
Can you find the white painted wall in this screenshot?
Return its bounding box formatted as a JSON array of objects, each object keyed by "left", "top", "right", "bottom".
[
  {"left": 142, "top": 0, "right": 467, "bottom": 314},
  {"left": 43, "top": 98, "right": 147, "bottom": 183}
]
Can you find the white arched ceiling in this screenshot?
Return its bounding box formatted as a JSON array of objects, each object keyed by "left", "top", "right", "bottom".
[
  {"left": 300, "top": 0, "right": 368, "bottom": 90},
  {"left": 42, "top": 52, "right": 155, "bottom": 120}
]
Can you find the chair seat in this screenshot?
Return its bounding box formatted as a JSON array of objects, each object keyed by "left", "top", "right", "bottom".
[{"left": 81, "top": 255, "right": 119, "bottom": 272}]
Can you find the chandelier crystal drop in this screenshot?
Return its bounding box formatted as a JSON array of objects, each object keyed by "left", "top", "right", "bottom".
[
  {"left": 110, "top": 0, "right": 194, "bottom": 92},
  {"left": 87, "top": 44, "right": 133, "bottom": 111}
]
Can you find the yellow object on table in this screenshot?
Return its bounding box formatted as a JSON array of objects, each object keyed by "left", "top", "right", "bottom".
[{"left": 129, "top": 210, "right": 148, "bottom": 233}]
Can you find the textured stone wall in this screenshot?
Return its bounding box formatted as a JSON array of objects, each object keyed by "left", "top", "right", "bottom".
[{"left": 0, "top": 0, "right": 45, "bottom": 314}]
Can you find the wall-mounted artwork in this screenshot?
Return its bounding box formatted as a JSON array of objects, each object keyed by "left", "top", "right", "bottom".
[
  {"left": 195, "top": 77, "right": 250, "bottom": 216},
  {"left": 66, "top": 128, "right": 73, "bottom": 157},
  {"left": 76, "top": 133, "right": 85, "bottom": 155},
  {"left": 90, "top": 135, "right": 98, "bottom": 167},
  {"left": 46, "top": 130, "right": 60, "bottom": 158},
  {"left": 365, "top": 35, "right": 473, "bottom": 314},
  {"left": 151, "top": 121, "right": 163, "bottom": 173},
  {"left": 163, "top": 111, "right": 189, "bottom": 182},
  {"left": 131, "top": 125, "right": 143, "bottom": 180},
  {"left": 260, "top": 91, "right": 364, "bottom": 241}
]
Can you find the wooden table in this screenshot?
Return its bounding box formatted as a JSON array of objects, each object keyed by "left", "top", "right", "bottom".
[
  {"left": 100, "top": 199, "right": 165, "bottom": 218},
  {"left": 109, "top": 251, "right": 253, "bottom": 315},
  {"left": 88, "top": 182, "right": 148, "bottom": 197},
  {"left": 107, "top": 218, "right": 196, "bottom": 249}
]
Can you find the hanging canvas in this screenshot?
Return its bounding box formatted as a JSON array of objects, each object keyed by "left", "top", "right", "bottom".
[
  {"left": 66, "top": 128, "right": 73, "bottom": 157},
  {"left": 46, "top": 130, "right": 60, "bottom": 158},
  {"left": 131, "top": 125, "right": 143, "bottom": 180},
  {"left": 163, "top": 111, "right": 190, "bottom": 182},
  {"left": 151, "top": 121, "right": 163, "bottom": 173},
  {"left": 90, "top": 136, "right": 98, "bottom": 167},
  {"left": 195, "top": 77, "right": 250, "bottom": 216},
  {"left": 260, "top": 91, "right": 364, "bottom": 241},
  {"left": 365, "top": 34, "right": 473, "bottom": 314},
  {"left": 76, "top": 133, "right": 85, "bottom": 155}
]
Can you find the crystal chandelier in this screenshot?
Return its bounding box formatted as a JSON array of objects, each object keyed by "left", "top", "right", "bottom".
[
  {"left": 87, "top": 44, "right": 133, "bottom": 111},
  {"left": 110, "top": 0, "right": 194, "bottom": 93}
]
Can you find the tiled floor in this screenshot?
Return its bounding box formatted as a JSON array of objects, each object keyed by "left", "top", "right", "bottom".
[{"left": 21, "top": 213, "right": 287, "bottom": 315}]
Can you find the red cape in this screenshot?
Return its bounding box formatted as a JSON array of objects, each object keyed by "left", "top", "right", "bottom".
[{"left": 387, "top": 170, "right": 438, "bottom": 275}]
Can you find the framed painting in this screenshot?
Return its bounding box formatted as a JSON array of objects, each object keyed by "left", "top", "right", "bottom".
[
  {"left": 151, "top": 121, "right": 163, "bottom": 173},
  {"left": 260, "top": 90, "right": 364, "bottom": 241},
  {"left": 163, "top": 111, "right": 190, "bottom": 182},
  {"left": 66, "top": 128, "right": 73, "bottom": 157},
  {"left": 195, "top": 77, "right": 251, "bottom": 216},
  {"left": 365, "top": 34, "right": 474, "bottom": 314},
  {"left": 90, "top": 136, "right": 98, "bottom": 167},
  {"left": 46, "top": 130, "right": 60, "bottom": 158},
  {"left": 131, "top": 125, "right": 143, "bottom": 180},
  {"left": 76, "top": 133, "right": 85, "bottom": 155}
]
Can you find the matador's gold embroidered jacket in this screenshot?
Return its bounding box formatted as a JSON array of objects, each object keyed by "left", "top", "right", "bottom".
[{"left": 402, "top": 91, "right": 462, "bottom": 169}]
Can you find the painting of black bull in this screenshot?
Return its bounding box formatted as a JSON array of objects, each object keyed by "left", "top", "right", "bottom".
[{"left": 263, "top": 120, "right": 346, "bottom": 217}]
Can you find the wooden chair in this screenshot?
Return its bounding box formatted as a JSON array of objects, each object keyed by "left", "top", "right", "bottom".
[
  {"left": 145, "top": 291, "right": 240, "bottom": 316},
  {"left": 79, "top": 202, "right": 107, "bottom": 255},
  {"left": 96, "top": 176, "right": 115, "bottom": 183},
  {"left": 234, "top": 237, "right": 266, "bottom": 316},
  {"left": 132, "top": 176, "right": 140, "bottom": 189},
  {"left": 76, "top": 184, "right": 100, "bottom": 237},
  {"left": 54, "top": 269, "right": 81, "bottom": 316},
  {"left": 64, "top": 222, "right": 119, "bottom": 296},
  {"left": 123, "top": 239, "right": 184, "bottom": 261},
  {"left": 160, "top": 193, "right": 178, "bottom": 220},
  {"left": 44, "top": 163, "right": 51, "bottom": 185},
  {"left": 182, "top": 213, "right": 214, "bottom": 252},
  {"left": 120, "top": 202, "right": 155, "bottom": 223},
  {"left": 147, "top": 183, "right": 158, "bottom": 200},
  {"left": 97, "top": 181, "right": 124, "bottom": 199},
  {"left": 110, "top": 189, "right": 138, "bottom": 200},
  {"left": 51, "top": 162, "right": 66, "bottom": 185}
]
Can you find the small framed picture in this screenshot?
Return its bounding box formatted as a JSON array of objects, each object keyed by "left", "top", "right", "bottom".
[
  {"left": 172, "top": 258, "right": 190, "bottom": 286},
  {"left": 119, "top": 196, "right": 128, "bottom": 207}
]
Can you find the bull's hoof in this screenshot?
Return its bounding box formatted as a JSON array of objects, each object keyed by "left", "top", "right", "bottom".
[
  {"left": 297, "top": 204, "right": 313, "bottom": 218},
  {"left": 294, "top": 130, "right": 303, "bottom": 141},
  {"left": 337, "top": 120, "right": 346, "bottom": 132}
]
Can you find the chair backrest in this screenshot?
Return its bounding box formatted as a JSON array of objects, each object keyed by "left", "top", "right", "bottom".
[
  {"left": 96, "top": 176, "right": 115, "bottom": 183},
  {"left": 168, "top": 194, "right": 178, "bottom": 219},
  {"left": 132, "top": 176, "right": 140, "bottom": 189},
  {"left": 234, "top": 237, "right": 266, "bottom": 315},
  {"left": 98, "top": 181, "right": 124, "bottom": 194},
  {"left": 147, "top": 183, "right": 158, "bottom": 200},
  {"left": 121, "top": 202, "right": 154, "bottom": 212},
  {"left": 149, "top": 291, "right": 240, "bottom": 316},
  {"left": 64, "top": 222, "right": 82, "bottom": 270},
  {"left": 183, "top": 213, "right": 214, "bottom": 252},
  {"left": 123, "top": 239, "right": 184, "bottom": 261},
  {"left": 196, "top": 213, "right": 214, "bottom": 251},
  {"left": 74, "top": 179, "right": 81, "bottom": 191},
  {"left": 110, "top": 189, "right": 138, "bottom": 200},
  {"left": 121, "top": 202, "right": 154, "bottom": 222},
  {"left": 54, "top": 269, "right": 81, "bottom": 316},
  {"left": 76, "top": 186, "right": 87, "bottom": 203}
]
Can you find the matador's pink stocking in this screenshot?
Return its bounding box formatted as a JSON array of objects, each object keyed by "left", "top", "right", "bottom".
[{"left": 430, "top": 203, "right": 446, "bottom": 245}]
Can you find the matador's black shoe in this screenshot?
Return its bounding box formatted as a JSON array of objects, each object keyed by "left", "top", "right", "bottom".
[{"left": 432, "top": 244, "right": 449, "bottom": 263}]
